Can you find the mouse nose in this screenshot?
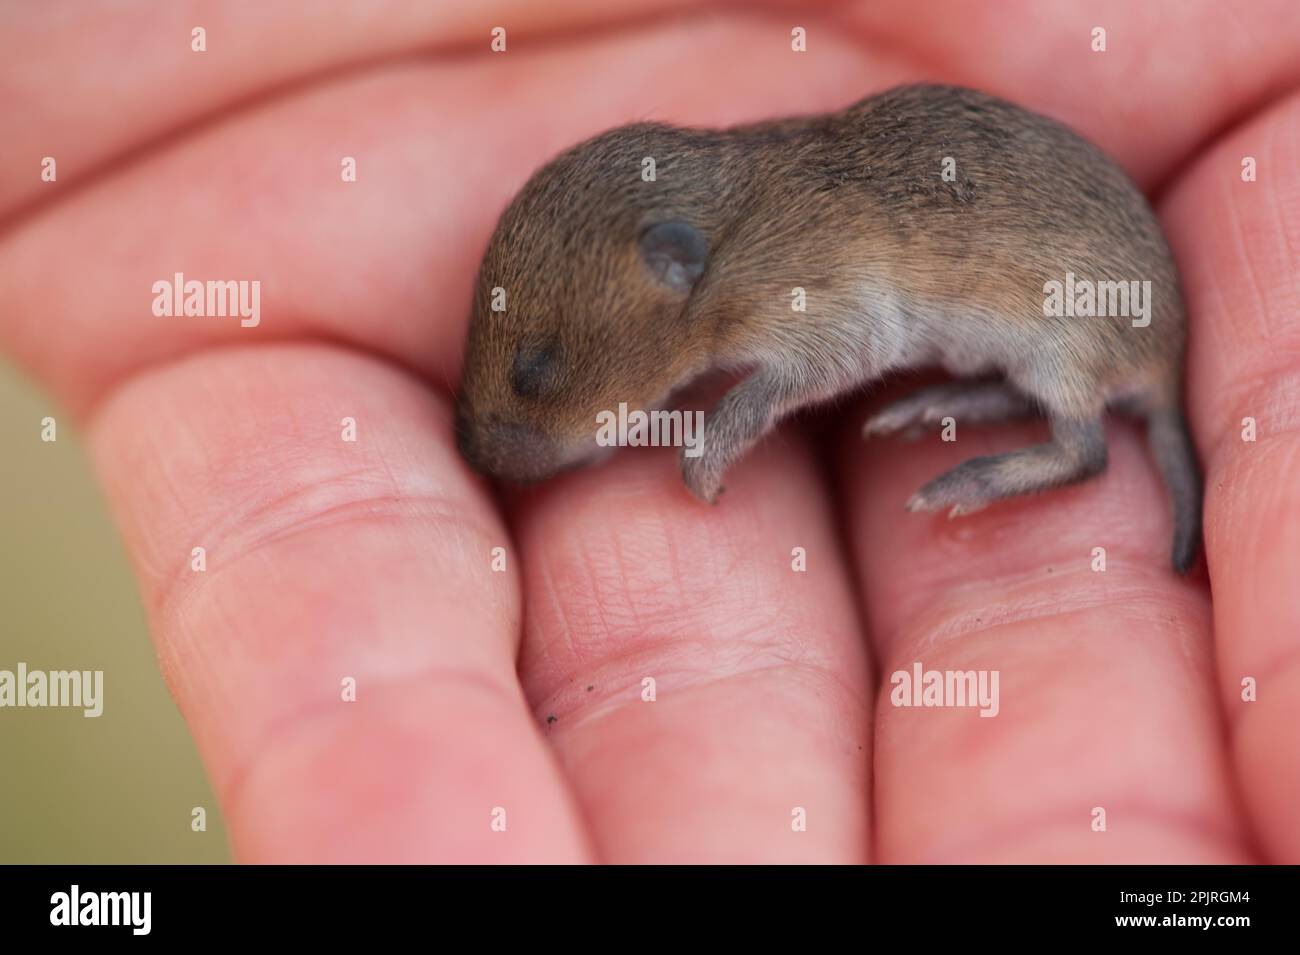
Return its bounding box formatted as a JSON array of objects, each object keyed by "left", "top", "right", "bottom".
[
  {"left": 456, "top": 413, "right": 563, "bottom": 483},
  {"left": 491, "top": 421, "right": 556, "bottom": 472}
]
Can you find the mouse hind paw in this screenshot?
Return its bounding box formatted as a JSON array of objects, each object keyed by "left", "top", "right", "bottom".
[
  {"left": 905, "top": 415, "right": 1107, "bottom": 516},
  {"left": 863, "top": 380, "right": 1037, "bottom": 439}
]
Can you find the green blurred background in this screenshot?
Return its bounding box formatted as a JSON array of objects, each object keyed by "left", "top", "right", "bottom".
[{"left": 0, "top": 358, "right": 229, "bottom": 863}]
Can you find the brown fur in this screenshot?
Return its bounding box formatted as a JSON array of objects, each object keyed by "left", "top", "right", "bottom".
[{"left": 456, "top": 84, "right": 1201, "bottom": 571}]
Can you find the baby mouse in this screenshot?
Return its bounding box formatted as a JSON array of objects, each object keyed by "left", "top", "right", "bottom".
[{"left": 455, "top": 83, "right": 1202, "bottom": 572}]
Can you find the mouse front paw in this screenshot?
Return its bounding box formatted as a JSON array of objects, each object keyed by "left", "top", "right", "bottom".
[{"left": 680, "top": 448, "right": 725, "bottom": 503}]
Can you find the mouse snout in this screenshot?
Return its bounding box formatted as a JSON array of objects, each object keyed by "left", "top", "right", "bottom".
[{"left": 456, "top": 412, "right": 565, "bottom": 484}]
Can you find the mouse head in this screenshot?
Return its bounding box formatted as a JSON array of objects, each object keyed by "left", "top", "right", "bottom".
[{"left": 456, "top": 125, "right": 719, "bottom": 483}]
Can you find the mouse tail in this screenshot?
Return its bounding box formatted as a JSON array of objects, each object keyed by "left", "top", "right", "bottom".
[{"left": 1144, "top": 404, "right": 1204, "bottom": 573}]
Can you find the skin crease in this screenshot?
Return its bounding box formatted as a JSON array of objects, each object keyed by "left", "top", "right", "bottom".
[{"left": 1, "top": 0, "right": 1298, "bottom": 862}]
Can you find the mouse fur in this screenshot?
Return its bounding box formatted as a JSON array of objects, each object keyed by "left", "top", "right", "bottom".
[{"left": 455, "top": 83, "right": 1202, "bottom": 573}]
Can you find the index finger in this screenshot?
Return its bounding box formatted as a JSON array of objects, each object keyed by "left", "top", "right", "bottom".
[
  {"left": 87, "top": 344, "right": 592, "bottom": 862},
  {"left": 1161, "top": 90, "right": 1300, "bottom": 861}
]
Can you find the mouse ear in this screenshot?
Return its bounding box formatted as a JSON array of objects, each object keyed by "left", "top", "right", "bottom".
[{"left": 638, "top": 222, "right": 707, "bottom": 292}]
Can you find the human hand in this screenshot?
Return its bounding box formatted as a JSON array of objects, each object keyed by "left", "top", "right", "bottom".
[{"left": 3, "top": 0, "right": 1298, "bottom": 862}]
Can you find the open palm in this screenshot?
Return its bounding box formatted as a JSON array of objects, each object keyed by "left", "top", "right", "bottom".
[{"left": 3, "top": 0, "right": 1298, "bottom": 862}]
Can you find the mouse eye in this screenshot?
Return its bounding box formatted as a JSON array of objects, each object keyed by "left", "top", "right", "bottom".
[{"left": 511, "top": 341, "right": 561, "bottom": 399}]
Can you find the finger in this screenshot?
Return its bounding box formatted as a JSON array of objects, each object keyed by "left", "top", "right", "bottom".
[
  {"left": 11, "top": 2, "right": 1300, "bottom": 415},
  {"left": 840, "top": 0, "right": 1300, "bottom": 186},
  {"left": 839, "top": 403, "right": 1254, "bottom": 862},
  {"left": 511, "top": 432, "right": 873, "bottom": 863},
  {"left": 1, "top": 0, "right": 740, "bottom": 217},
  {"left": 13, "top": 0, "right": 1299, "bottom": 221},
  {"left": 1160, "top": 90, "right": 1300, "bottom": 861},
  {"left": 0, "top": 6, "right": 905, "bottom": 416},
  {"left": 87, "top": 343, "right": 591, "bottom": 862}
]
